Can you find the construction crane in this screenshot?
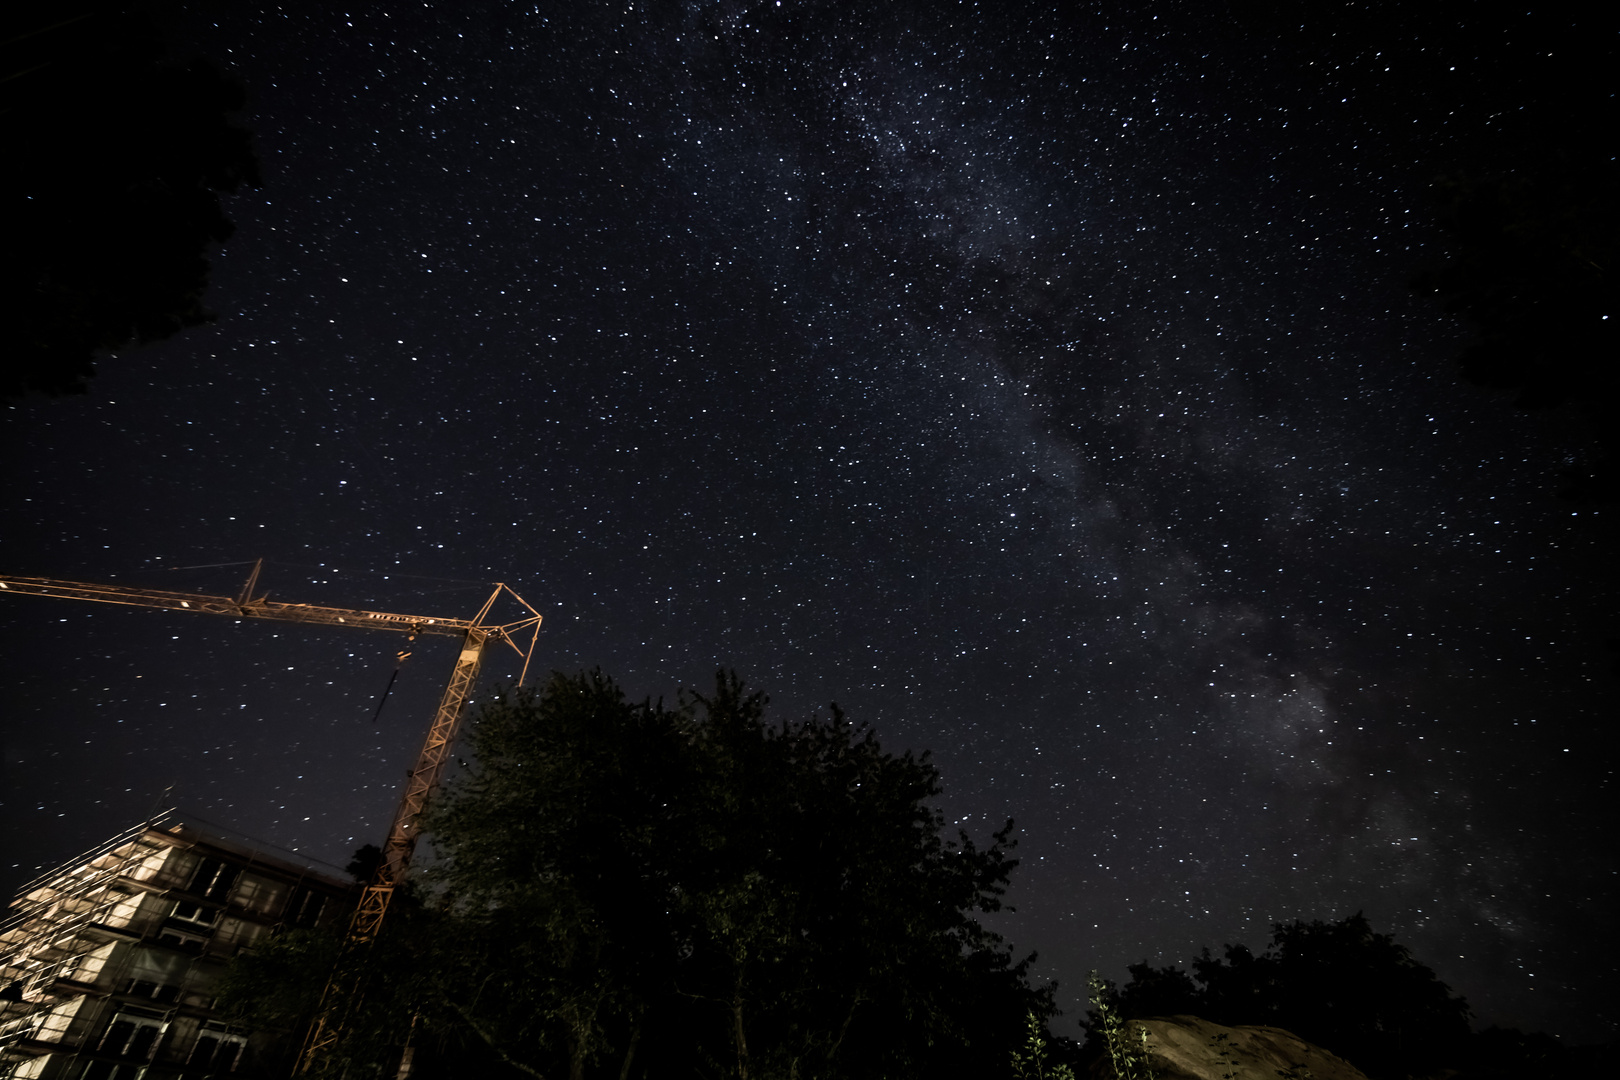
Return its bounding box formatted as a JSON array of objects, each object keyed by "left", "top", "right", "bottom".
[{"left": 0, "top": 560, "right": 544, "bottom": 1074}]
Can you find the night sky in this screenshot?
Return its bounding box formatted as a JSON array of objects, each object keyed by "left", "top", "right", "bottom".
[{"left": 2, "top": 0, "right": 1614, "bottom": 1046}]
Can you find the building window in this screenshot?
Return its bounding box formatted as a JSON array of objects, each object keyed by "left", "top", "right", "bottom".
[
  {"left": 80, "top": 1064, "right": 147, "bottom": 1080},
  {"left": 283, "top": 886, "right": 327, "bottom": 928},
  {"left": 81, "top": 1011, "right": 167, "bottom": 1078},
  {"left": 186, "top": 858, "right": 240, "bottom": 903},
  {"left": 122, "top": 979, "right": 181, "bottom": 1004},
  {"left": 188, "top": 1023, "right": 247, "bottom": 1074},
  {"left": 156, "top": 925, "right": 209, "bottom": 953},
  {"left": 170, "top": 899, "right": 219, "bottom": 926}
]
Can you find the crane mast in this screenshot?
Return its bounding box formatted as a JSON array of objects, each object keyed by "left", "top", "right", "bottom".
[{"left": 0, "top": 561, "right": 544, "bottom": 1075}]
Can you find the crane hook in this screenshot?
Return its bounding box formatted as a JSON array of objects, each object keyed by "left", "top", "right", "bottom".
[{"left": 369, "top": 629, "right": 420, "bottom": 724}]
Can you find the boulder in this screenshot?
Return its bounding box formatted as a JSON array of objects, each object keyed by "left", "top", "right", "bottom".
[{"left": 1090, "top": 1014, "right": 1372, "bottom": 1080}]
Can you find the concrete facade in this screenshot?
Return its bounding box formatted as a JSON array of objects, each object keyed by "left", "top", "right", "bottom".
[{"left": 0, "top": 814, "right": 354, "bottom": 1079}]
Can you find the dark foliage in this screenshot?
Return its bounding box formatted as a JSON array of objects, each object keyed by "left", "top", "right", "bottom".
[
  {"left": 1091, "top": 913, "right": 1471, "bottom": 1080},
  {"left": 223, "top": 669, "right": 1050, "bottom": 1079},
  {"left": 1414, "top": 158, "right": 1619, "bottom": 501},
  {"left": 1447, "top": 1025, "right": 1617, "bottom": 1080},
  {"left": 1, "top": 3, "right": 259, "bottom": 398},
  {"left": 216, "top": 898, "right": 526, "bottom": 1079},
  {"left": 1115, "top": 960, "right": 1201, "bottom": 1020},
  {"left": 344, "top": 843, "right": 384, "bottom": 884}
]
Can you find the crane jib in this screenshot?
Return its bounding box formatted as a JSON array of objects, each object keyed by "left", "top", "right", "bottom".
[
  {"left": 0, "top": 576, "right": 474, "bottom": 637},
  {"left": 0, "top": 564, "right": 545, "bottom": 1075}
]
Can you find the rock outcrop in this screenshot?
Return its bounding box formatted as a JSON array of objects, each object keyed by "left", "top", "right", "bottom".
[{"left": 1090, "top": 1014, "right": 1372, "bottom": 1080}]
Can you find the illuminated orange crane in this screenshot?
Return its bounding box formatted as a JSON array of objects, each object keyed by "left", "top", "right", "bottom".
[{"left": 0, "top": 560, "right": 544, "bottom": 1073}]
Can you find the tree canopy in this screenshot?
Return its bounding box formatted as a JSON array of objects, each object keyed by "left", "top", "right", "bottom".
[
  {"left": 223, "top": 670, "right": 1050, "bottom": 1079},
  {"left": 1089, "top": 913, "right": 1472, "bottom": 1080},
  {"left": 1414, "top": 158, "right": 1618, "bottom": 501},
  {"left": 1, "top": 4, "right": 259, "bottom": 398}
]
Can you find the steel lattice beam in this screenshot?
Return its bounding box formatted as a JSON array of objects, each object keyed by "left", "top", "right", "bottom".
[{"left": 0, "top": 562, "right": 544, "bottom": 1077}]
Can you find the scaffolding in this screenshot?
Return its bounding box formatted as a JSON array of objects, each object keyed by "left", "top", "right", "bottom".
[{"left": 0, "top": 812, "right": 352, "bottom": 1080}]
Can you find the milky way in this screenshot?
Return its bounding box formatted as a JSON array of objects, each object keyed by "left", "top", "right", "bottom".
[{"left": 2, "top": 1, "right": 1613, "bottom": 1042}]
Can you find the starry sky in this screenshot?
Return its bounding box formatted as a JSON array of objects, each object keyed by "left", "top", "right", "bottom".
[{"left": 2, "top": 0, "right": 1614, "bottom": 1046}]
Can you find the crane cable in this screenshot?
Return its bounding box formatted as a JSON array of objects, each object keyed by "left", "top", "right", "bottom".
[{"left": 369, "top": 629, "right": 419, "bottom": 724}]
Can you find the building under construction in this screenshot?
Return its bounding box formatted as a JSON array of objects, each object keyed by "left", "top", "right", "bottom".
[{"left": 0, "top": 813, "right": 354, "bottom": 1079}]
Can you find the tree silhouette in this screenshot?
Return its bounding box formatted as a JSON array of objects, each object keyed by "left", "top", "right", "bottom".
[
  {"left": 1415, "top": 157, "right": 1618, "bottom": 501},
  {"left": 1, "top": 4, "right": 259, "bottom": 398},
  {"left": 223, "top": 669, "right": 1050, "bottom": 1079},
  {"left": 1096, "top": 913, "right": 1471, "bottom": 1080}
]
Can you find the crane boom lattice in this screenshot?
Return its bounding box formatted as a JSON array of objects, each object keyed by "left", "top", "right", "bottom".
[{"left": 0, "top": 561, "right": 545, "bottom": 1076}]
